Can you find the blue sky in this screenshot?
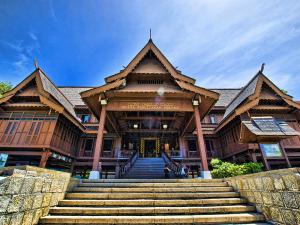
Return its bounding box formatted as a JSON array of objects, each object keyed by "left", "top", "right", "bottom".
[{"left": 1, "top": 0, "right": 300, "bottom": 98}]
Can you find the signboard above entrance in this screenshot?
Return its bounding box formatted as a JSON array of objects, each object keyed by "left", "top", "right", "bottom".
[{"left": 106, "top": 100, "right": 194, "bottom": 112}]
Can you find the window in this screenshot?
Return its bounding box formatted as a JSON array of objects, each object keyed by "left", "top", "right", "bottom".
[
  {"left": 103, "top": 139, "right": 113, "bottom": 151},
  {"left": 205, "top": 139, "right": 214, "bottom": 157},
  {"left": 83, "top": 139, "right": 94, "bottom": 157},
  {"left": 4, "top": 121, "right": 18, "bottom": 135},
  {"left": 187, "top": 140, "right": 197, "bottom": 152},
  {"left": 137, "top": 80, "right": 163, "bottom": 84},
  {"left": 4, "top": 122, "right": 13, "bottom": 134},
  {"left": 84, "top": 139, "right": 93, "bottom": 151},
  {"left": 81, "top": 115, "right": 90, "bottom": 123},
  {"left": 210, "top": 115, "right": 217, "bottom": 124}
]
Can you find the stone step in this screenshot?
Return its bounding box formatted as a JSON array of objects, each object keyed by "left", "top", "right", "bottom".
[
  {"left": 39, "top": 213, "right": 265, "bottom": 224},
  {"left": 123, "top": 174, "right": 165, "bottom": 176},
  {"left": 65, "top": 192, "right": 239, "bottom": 200},
  {"left": 128, "top": 168, "right": 164, "bottom": 170},
  {"left": 78, "top": 182, "right": 228, "bottom": 187},
  {"left": 58, "top": 198, "right": 247, "bottom": 207},
  {"left": 130, "top": 165, "right": 164, "bottom": 167},
  {"left": 121, "top": 176, "right": 166, "bottom": 179},
  {"left": 125, "top": 170, "right": 164, "bottom": 172},
  {"left": 131, "top": 164, "right": 164, "bottom": 166},
  {"left": 130, "top": 163, "right": 164, "bottom": 165},
  {"left": 72, "top": 186, "right": 233, "bottom": 193},
  {"left": 49, "top": 205, "right": 256, "bottom": 215},
  {"left": 81, "top": 179, "right": 224, "bottom": 183},
  {"left": 122, "top": 173, "right": 165, "bottom": 175}
]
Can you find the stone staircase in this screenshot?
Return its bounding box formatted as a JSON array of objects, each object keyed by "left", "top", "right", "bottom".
[
  {"left": 39, "top": 179, "right": 269, "bottom": 224},
  {"left": 122, "top": 157, "right": 166, "bottom": 179}
]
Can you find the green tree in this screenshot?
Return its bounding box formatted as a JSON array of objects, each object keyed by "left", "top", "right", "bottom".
[
  {"left": 280, "top": 89, "right": 288, "bottom": 94},
  {"left": 0, "top": 82, "right": 13, "bottom": 98}
]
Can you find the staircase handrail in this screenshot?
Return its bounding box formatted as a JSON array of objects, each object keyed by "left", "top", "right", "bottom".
[
  {"left": 161, "top": 150, "right": 180, "bottom": 176},
  {"left": 117, "top": 151, "right": 138, "bottom": 178}
]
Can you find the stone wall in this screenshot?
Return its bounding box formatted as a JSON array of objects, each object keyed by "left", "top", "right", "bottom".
[
  {"left": 0, "top": 166, "right": 74, "bottom": 225},
  {"left": 225, "top": 168, "right": 300, "bottom": 225}
]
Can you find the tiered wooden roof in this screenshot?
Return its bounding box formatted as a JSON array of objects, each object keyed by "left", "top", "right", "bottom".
[
  {"left": 0, "top": 68, "right": 84, "bottom": 130},
  {"left": 80, "top": 39, "right": 220, "bottom": 119},
  {"left": 216, "top": 71, "right": 300, "bottom": 140}
]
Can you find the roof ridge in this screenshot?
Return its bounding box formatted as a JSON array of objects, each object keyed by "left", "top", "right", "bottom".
[
  {"left": 209, "top": 88, "right": 242, "bottom": 90},
  {"left": 104, "top": 39, "right": 196, "bottom": 84},
  {"left": 58, "top": 86, "right": 96, "bottom": 88},
  {"left": 37, "top": 68, "right": 75, "bottom": 108},
  {"left": 224, "top": 71, "right": 261, "bottom": 112}
]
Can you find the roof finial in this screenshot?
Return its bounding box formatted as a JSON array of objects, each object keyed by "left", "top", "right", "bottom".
[
  {"left": 34, "top": 58, "right": 39, "bottom": 69},
  {"left": 149, "top": 28, "right": 152, "bottom": 41},
  {"left": 260, "top": 63, "right": 265, "bottom": 73}
]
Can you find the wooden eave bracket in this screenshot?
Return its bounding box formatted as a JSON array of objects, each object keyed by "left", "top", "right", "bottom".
[
  {"left": 81, "top": 79, "right": 125, "bottom": 98},
  {"left": 39, "top": 95, "right": 64, "bottom": 113},
  {"left": 175, "top": 80, "right": 219, "bottom": 100},
  {"left": 0, "top": 94, "right": 14, "bottom": 104},
  {"left": 283, "top": 98, "right": 300, "bottom": 110},
  {"left": 235, "top": 98, "right": 260, "bottom": 115}
]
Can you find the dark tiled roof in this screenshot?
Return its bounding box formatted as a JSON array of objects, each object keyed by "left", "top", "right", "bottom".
[
  {"left": 210, "top": 89, "right": 242, "bottom": 107},
  {"left": 58, "top": 87, "right": 242, "bottom": 108},
  {"left": 243, "top": 117, "right": 300, "bottom": 136},
  {"left": 222, "top": 73, "right": 260, "bottom": 119},
  {"left": 38, "top": 70, "right": 77, "bottom": 118},
  {"left": 59, "top": 87, "right": 92, "bottom": 106}
]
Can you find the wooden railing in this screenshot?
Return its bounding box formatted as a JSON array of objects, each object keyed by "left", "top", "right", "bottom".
[
  {"left": 115, "top": 151, "right": 138, "bottom": 178},
  {"left": 161, "top": 151, "right": 181, "bottom": 177}
]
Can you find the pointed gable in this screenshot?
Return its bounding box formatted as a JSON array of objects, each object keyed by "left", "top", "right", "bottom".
[
  {"left": 218, "top": 71, "right": 300, "bottom": 131},
  {"left": 82, "top": 39, "right": 219, "bottom": 99},
  {"left": 81, "top": 39, "right": 219, "bottom": 119},
  {"left": 259, "top": 84, "right": 282, "bottom": 100},
  {"left": 0, "top": 68, "right": 84, "bottom": 130},
  {"left": 104, "top": 39, "right": 195, "bottom": 84},
  {"left": 131, "top": 50, "right": 168, "bottom": 74}
]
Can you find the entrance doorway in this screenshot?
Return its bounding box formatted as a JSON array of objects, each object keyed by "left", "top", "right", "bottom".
[
  {"left": 140, "top": 138, "right": 160, "bottom": 157},
  {"left": 144, "top": 140, "right": 156, "bottom": 157}
]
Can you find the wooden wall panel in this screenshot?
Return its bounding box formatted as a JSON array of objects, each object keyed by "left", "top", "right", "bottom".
[
  {"left": 281, "top": 121, "right": 300, "bottom": 148},
  {"left": 0, "top": 111, "right": 58, "bottom": 148},
  {"left": 50, "top": 115, "right": 81, "bottom": 156}
]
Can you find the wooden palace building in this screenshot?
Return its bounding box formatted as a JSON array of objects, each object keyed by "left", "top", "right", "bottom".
[{"left": 1, "top": 39, "right": 300, "bottom": 178}]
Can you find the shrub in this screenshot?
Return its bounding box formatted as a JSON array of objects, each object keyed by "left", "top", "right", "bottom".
[
  {"left": 243, "top": 162, "right": 264, "bottom": 174},
  {"left": 210, "top": 158, "right": 263, "bottom": 178}
]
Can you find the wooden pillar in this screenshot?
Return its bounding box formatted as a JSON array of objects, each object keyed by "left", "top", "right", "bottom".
[
  {"left": 70, "top": 159, "right": 75, "bottom": 175},
  {"left": 194, "top": 105, "right": 209, "bottom": 171},
  {"left": 251, "top": 149, "right": 257, "bottom": 162},
  {"left": 279, "top": 142, "right": 291, "bottom": 168},
  {"left": 92, "top": 106, "right": 106, "bottom": 171},
  {"left": 39, "top": 150, "right": 50, "bottom": 168},
  {"left": 114, "top": 137, "right": 122, "bottom": 158},
  {"left": 179, "top": 137, "right": 187, "bottom": 158}
]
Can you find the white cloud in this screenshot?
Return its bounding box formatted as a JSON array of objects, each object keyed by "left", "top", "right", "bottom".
[
  {"left": 29, "top": 32, "right": 37, "bottom": 41},
  {"left": 0, "top": 34, "right": 40, "bottom": 84},
  {"left": 127, "top": 0, "right": 300, "bottom": 97}
]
